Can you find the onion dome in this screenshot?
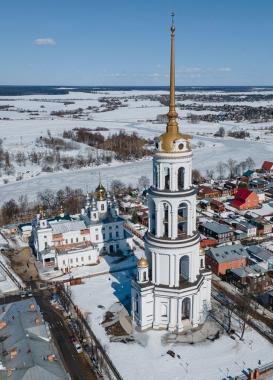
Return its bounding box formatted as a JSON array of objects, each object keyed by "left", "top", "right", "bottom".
[
  {"left": 96, "top": 182, "right": 106, "bottom": 201},
  {"left": 137, "top": 257, "right": 149, "bottom": 268}
]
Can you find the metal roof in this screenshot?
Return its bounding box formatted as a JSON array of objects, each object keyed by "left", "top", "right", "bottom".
[
  {"left": 202, "top": 221, "right": 233, "bottom": 235},
  {"left": 206, "top": 244, "right": 248, "bottom": 263},
  {"left": 49, "top": 220, "right": 86, "bottom": 234}
]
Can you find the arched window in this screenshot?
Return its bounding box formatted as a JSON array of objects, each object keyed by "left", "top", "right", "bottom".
[
  {"left": 149, "top": 199, "right": 156, "bottom": 235},
  {"left": 164, "top": 167, "right": 170, "bottom": 190},
  {"left": 200, "top": 258, "right": 204, "bottom": 268},
  {"left": 178, "top": 167, "right": 185, "bottom": 190},
  {"left": 180, "top": 255, "right": 190, "bottom": 282},
  {"left": 163, "top": 203, "right": 170, "bottom": 238},
  {"left": 177, "top": 202, "right": 188, "bottom": 237},
  {"left": 135, "top": 294, "right": 139, "bottom": 314}
]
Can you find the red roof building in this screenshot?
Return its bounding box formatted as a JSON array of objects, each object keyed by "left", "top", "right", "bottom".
[
  {"left": 231, "top": 188, "right": 259, "bottom": 210},
  {"left": 262, "top": 161, "right": 273, "bottom": 172}
]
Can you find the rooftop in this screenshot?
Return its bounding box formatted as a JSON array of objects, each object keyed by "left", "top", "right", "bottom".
[
  {"left": 206, "top": 244, "right": 248, "bottom": 263},
  {"left": 0, "top": 298, "right": 67, "bottom": 380},
  {"left": 202, "top": 221, "right": 233, "bottom": 235}
]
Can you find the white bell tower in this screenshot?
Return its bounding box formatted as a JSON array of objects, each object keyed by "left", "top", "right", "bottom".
[{"left": 131, "top": 17, "right": 211, "bottom": 332}]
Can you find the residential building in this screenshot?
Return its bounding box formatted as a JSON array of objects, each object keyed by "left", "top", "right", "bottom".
[
  {"left": 262, "top": 161, "right": 273, "bottom": 173},
  {"left": 205, "top": 244, "right": 248, "bottom": 276},
  {"left": 231, "top": 188, "right": 259, "bottom": 210},
  {"left": 0, "top": 298, "right": 68, "bottom": 380},
  {"left": 246, "top": 245, "right": 273, "bottom": 270},
  {"left": 199, "top": 221, "right": 234, "bottom": 243}
]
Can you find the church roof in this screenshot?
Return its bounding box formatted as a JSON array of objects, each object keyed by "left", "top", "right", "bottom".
[{"left": 49, "top": 220, "right": 86, "bottom": 234}]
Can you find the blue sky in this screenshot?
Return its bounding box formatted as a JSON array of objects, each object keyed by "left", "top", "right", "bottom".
[{"left": 0, "top": 0, "right": 273, "bottom": 86}]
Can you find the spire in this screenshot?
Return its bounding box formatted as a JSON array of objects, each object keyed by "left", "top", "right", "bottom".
[{"left": 166, "top": 12, "right": 178, "bottom": 134}]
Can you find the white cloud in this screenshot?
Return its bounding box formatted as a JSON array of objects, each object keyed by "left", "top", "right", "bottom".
[
  {"left": 34, "top": 38, "right": 56, "bottom": 46},
  {"left": 218, "top": 67, "right": 231, "bottom": 72}
]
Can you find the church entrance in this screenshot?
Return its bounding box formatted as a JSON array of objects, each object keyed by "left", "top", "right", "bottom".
[{"left": 181, "top": 297, "right": 191, "bottom": 320}]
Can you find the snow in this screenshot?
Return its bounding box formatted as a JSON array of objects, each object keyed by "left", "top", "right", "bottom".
[
  {"left": 70, "top": 267, "right": 273, "bottom": 380},
  {"left": 1, "top": 89, "right": 273, "bottom": 204}
]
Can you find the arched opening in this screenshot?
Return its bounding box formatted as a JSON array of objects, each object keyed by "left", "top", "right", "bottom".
[
  {"left": 135, "top": 294, "right": 139, "bottom": 314},
  {"left": 181, "top": 297, "right": 191, "bottom": 320},
  {"left": 177, "top": 202, "right": 188, "bottom": 237},
  {"left": 200, "top": 258, "right": 204, "bottom": 268},
  {"left": 178, "top": 167, "right": 185, "bottom": 190},
  {"left": 143, "top": 271, "right": 147, "bottom": 281},
  {"left": 163, "top": 203, "right": 170, "bottom": 238},
  {"left": 180, "top": 255, "right": 190, "bottom": 282},
  {"left": 164, "top": 167, "right": 170, "bottom": 190},
  {"left": 149, "top": 199, "right": 156, "bottom": 235}
]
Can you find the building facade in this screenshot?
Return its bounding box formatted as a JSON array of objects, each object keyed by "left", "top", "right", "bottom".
[
  {"left": 131, "top": 22, "right": 211, "bottom": 332},
  {"left": 32, "top": 184, "right": 133, "bottom": 271}
]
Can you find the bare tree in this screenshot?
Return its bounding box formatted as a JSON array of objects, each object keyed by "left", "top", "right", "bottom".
[
  {"left": 216, "top": 161, "right": 226, "bottom": 179},
  {"left": 226, "top": 158, "right": 237, "bottom": 178},
  {"left": 206, "top": 169, "right": 215, "bottom": 181},
  {"left": 245, "top": 156, "right": 255, "bottom": 170},
  {"left": 138, "top": 176, "right": 150, "bottom": 190}
]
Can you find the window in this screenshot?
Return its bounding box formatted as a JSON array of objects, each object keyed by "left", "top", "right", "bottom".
[
  {"left": 109, "top": 232, "right": 112, "bottom": 239},
  {"left": 70, "top": 259, "right": 73, "bottom": 263},
  {"left": 83, "top": 237, "right": 85, "bottom": 241},
  {"left": 103, "top": 233, "right": 106, "bottom": 240},
  {"left": 44, "top": 235, "right": 47, "bottom": 239},
  {"left": 96, "top": 234, "right": 99, "bottom": 240},
  {"left": 76, "top": 237, "right": 78, "bottom": 243},
  {"left": 65, "top": 239, "right": 68, "bottom": 244},
  {"left": 88, "top": 256, "right": 91, "bottom": 260},
  {"left": 94, "top": 213, "right": 97, "bottom": 218},
  {"left": 81, "top": 257, "right": 84, "bottom": 262},
  {"left": 161, "top": 304, "right": 167, "bottom": 317},
  {"left": 71, "top": 238, "right": 73, "bottom": 243},
  {"left": 116, "top": 231, "right": 119, "bottom": 238},
  {"left": 76, "top": 257, "right": 78, "bottom": 263},
  {"left": 109, "top": 226, "right": 112, "bottom": 230},
  {"left": 116, "top": 225, "right": 119, "bottom": 229},
  {"left": 101, "top": 204, "right": 105, "bottom": 211},
  {"left": 63, "top": 260, "right": 65, "bottom": 265}
]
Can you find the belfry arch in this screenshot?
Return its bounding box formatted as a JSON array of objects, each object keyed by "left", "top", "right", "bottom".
[
  {"left": 177, "top": 202, "right": 188, "bottom": 237},
  {"left": 178, "top": 167, "right": 185, "bottom": 190},
  {"left": 180, "top": 255, "right": 190, "bottom": 282}
]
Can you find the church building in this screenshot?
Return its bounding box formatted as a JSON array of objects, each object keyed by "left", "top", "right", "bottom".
[
  {"left": 32, "top": 182, "right": 133, "bottom": 272},
  {"left": 131, "top": 20, "right": 211, "bottom": 332}
]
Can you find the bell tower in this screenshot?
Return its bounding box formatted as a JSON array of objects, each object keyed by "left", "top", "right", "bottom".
[{"left": 131, "top": 16, "right": 211, "bottom": 332}]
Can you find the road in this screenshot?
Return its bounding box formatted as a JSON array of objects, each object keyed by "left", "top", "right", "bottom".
[{"left": 35, "top": 290, "right": 98, "bottom": 380}]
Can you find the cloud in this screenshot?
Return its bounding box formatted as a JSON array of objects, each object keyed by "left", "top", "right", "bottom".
[
  {"left": 34, "top": 38, "right": 56, "bottom": 46},
  {"left": 218, "top": 67, "right": 231, "bottom": 72}
]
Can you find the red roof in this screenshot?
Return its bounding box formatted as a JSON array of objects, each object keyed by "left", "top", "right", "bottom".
[
  {"left": 232, "top": 199, "right": 244, "bottom": 208},
  {"left": 262, "top": 161, "right": 273, "bottom": 171},
  {"left": 234, "top": 188, "right": 252, "bottom": 201}
]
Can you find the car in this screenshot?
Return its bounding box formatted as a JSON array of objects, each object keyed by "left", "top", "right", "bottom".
[{"left": 73, "top": 341, "right": 83, "bottom": 353}]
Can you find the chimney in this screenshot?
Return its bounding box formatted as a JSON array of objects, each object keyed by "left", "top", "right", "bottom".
[
  {"left": 29, "top": 303, "right": 36, "bottom": 312},
  {"left": 0, "top": 321, "right": 7, "bottom": 330},
  {"left": 10, "top": 348, "right": 17, "bottom": 359}
]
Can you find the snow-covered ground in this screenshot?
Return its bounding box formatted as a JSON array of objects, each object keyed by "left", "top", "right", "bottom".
[
  {"left": 1, "top": 89, "right": 273, "bottom": 204},
  {"left": 70, "top": 267, "right": 273, "bottom": 380}
]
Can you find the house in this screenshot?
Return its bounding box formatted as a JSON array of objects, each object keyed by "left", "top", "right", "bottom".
[
  {"left": 246, "top": 245, "right": 273, "bottom": 270},
  {"left": 249, "top": 178, "right": 268, "bottom": 190},
  {"left": 199, "top": 221, "right": 234, "bottom": 243},
  {"left": 198, "top": 185, "right": 221, "bottom": 199},
  {"left": 262, "top": 161, "right": 273, "bottom": 172},
  {"left": 235, "top": 220, "right": 257, "bottom": 237},
  {"left": 227, "top": 264, "right": 271, "bottom": 292},
  {"left": 210, "top": 199, "right": 225, "bottom": 213},
  {"left": 250, "top": 217, "right": 272, "bottom": 236},
  {"left": 0, "top": 298, "right": 68, "bottom": 380},
  {"left": 205, "top": 244, "right": 248, "bottom": 276},
  {"left": 231, "top": 188, "right": 259, "bottom": 210},
  {"left": 253, "top": 189, "right": 265, "bottom": 203},
  {"left": 18, "top": 223, "right": 32, "bottom": 242}
]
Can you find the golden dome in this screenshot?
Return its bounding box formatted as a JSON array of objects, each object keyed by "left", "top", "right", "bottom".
[
  {"left": 137, "top": 257, "right": 149, "bottom": 268},
  {"left": 96, "top": 182, "right": 106, "bottom": 201}
]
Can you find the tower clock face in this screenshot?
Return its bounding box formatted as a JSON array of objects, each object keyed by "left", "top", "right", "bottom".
[{"left": 178, "top": 143, "right": 184, "bottom": 150}]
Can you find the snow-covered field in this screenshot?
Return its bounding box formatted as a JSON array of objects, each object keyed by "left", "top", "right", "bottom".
[
  {"left": 71, "top": 267, "right": 273, "bottom": 380},
  {"left": 1, "top": 89, "right": 273, "bottom": 204}
]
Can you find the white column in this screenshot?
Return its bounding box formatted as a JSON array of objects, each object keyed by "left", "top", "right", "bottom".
[
  {"left": 177, "top": 298, "right": 183, "bottom": 332},
  {"left": 168, "top": 298, "right": 176, "bottom": 331},
  {"left": 153, "top": 296, "right": 160, "bottom": 329},
  {"left": 152, "top": 251, "right": 155, "bottom": 283},
  {"left": 156, "top": 254, "right": 160, "bottom": 285},
  {"left": 192, "top": 295, "right": 199, "bottom": 328},
  {"left": 155, "top": 205, "right": 160, "bottom": 237}
]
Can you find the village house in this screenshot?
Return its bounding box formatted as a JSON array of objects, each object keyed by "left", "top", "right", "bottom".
[
  {"left": 231, "top": 188, "right": 260, "bottom": 210},
  {"left": 235, "top": 220, "right": 257, "bottom": 237},
  {"left": 262, "top": 161, "right": 273, "bottom": 173},
  {"left": 205, "top": 244, "right": 248, "bottom": 276},
  {"left": 227, "top": 264, "right": 271, "bottom": 293},
  {"left": 199, "top": 221, "right": 234, "bottom": 243},
  {"left": 246, "top": 245, "right": 273, "bottom": 270},
  {"left": 198, "top": 185, "right": 221, "bottom": 199}
]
